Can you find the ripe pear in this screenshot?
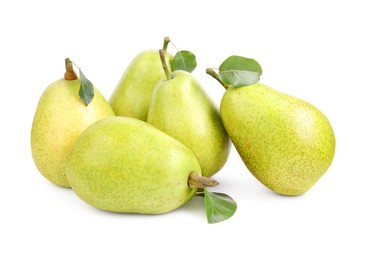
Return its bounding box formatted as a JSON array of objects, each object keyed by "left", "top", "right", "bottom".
[
  {"left": 109, "top": 49, "right": 173, "bottom": 121},
  {"left": 147, "top": 61, "right": 230, "bottom": 177},
  {"left": 31, "top": 59, "right": 115, "bottom": 187},
  {"left": 66, "top": 116, "right": 217, "bottom": 214},
  {"left": 220, "top": 83, "right": 335, "bottom": 195}
]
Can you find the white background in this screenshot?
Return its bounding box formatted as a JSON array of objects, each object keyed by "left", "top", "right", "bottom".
[{"left": 1, "top": 0, "right": 365, "bottom": 259}]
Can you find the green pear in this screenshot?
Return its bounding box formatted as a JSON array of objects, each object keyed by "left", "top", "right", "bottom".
[
  {"left": 31, "top": 59, "right": 115, "bottom": 187},
  {"left": 220, "top": 83, "right": 335, "bottom": 195},
  {"left": 147, "top": 59, "right": 231, "bottom": 177},
  {"left": 66, "top": 116, "right": 217, "bottom": 214},
  {"left": 109, "top": 49, "right": 173, "bottom": 121}
]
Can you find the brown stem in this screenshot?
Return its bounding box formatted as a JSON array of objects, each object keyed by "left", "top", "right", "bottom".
[
  {"left": 188, "top": 172, "right": 219, "bottom": 189},
  {"left": 206, "top": 68, "right": 228, "bottom": 89},
  {"left": 159, "top": 49, "right": 171, "bottom": 80},
  {"left": 64, "top": 58, "right": 77, "bottom": 80}
]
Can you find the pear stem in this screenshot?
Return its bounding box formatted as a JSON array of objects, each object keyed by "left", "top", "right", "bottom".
[
  {"left": 159, "top": 49, "right": 171, "bottom": 80},
  {"left": 64, "top": 58, "right": 77, "bottom": 80},
  {"left": 188, "top": 173, "right": 219, "bottom": 189},
  {"left": 163, "top": 36, "right": 171, "bottom": 52},
  {"left": 206, "top": 68, "right": 228, "bottom": 89}
]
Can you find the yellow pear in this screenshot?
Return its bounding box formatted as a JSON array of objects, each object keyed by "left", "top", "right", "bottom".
[
  {"left": 31, "top": 59, "right": 115, "bottom": 187},
  {"left": 66, "top": 116, "right": 217, "bottom": 214},
  {"left": 109, "top": 48, "right": 172, "bottom": 121},
  {"left": 148, "top": 69, "right": 230, "bottom": 177},
  {"left": 220, "top": 83, "right": 336, "bottom": 195}
]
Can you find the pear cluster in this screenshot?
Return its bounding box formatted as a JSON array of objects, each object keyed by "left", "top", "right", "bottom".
[{"left": 31, "top": 38, "right": 335, "bottom": 218}]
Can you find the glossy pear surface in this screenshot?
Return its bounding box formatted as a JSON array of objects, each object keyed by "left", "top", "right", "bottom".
[
  {"left": 66, "top": 116, "right": 201, "bottom": 214},
  {"left": 147, "top": 70, "right": 230, "bottom": 177},
  {"left": 221, "top": 83, "right": 335, "bottom": 195},
  {"left": 109, "top": 50, "right": 172, "bottom": 121},
  {"left": 31, "top": 79, "right": 114, "bottom": 187}
]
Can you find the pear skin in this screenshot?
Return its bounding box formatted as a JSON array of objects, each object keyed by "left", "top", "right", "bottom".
[
  {"left": 147, "top": 70, "right": 231, "bottom": 177},
  {"left": 31, "top": 77, "right": 115, "bottom": 187},
  {"left": 220, "top": 83, "right": 335, "bottom": 195},
  {"left": 109, "top": 50, "right": 172, "bottom": 121},
  {"left": 66, "top": 117, "right": 212, "bottom": 214}
]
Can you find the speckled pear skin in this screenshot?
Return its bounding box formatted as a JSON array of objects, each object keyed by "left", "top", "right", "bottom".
[
  {"left": 221, "top": 83, "right": 336, "bottom": 195},
  {"left": 31, "top": 79, "right": 115, "bottom": 187},
  {"left": 147, "top": 70, "right": 231, "bottom": 177},
  {"left": 66, "top": 116, "right": 201, "bottom": 214},
  {"left": 109, "top": 50, "right": 173, "bottom": 121}
]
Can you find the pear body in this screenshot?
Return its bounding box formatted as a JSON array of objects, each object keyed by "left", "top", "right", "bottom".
[
  {"left": 147, "top": 70, "right": 230, "bottom": 177},
  {"left": 31, "top": 79, "right": 115, "bottom": 187},
  {"left": 221, "top": 83, "right": 335, "bottom": 195},
  {"left": 66, "top": 116, "right": 201, "bottom": 214},
  {"left": 109, "top": 50, "right": 172, "bottom": 121}
]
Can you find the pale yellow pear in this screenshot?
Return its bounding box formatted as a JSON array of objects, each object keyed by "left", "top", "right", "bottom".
[
  {"left": 31, "top": 60, "right": 115, "bottom": 187},
  {"left": 220, "top": 83, "right": 335, "bottom": 195},
  {"left": 109, "top": 50, "right": 172, "bottom": 121},
  {"left": 66, "top": 117, "right": 217, "bottom": 214},
  {"left": 147, "top": 70, "right": 230, "bottom": 177}
]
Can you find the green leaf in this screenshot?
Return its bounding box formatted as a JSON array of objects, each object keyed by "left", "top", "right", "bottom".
[
  {"left": 78, "top": 69, "right": 94, "bottom": 106},
  {"left": 204, "top": 188, "right": 237, "bottom": 224},
  {"left": 172, "top": 50, "right": 197, "bottom": 73},
  {"left": 218, "top": 55, "right": 262, "bottom": 87}
]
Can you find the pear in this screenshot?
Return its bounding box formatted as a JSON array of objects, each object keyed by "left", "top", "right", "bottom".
[
  {"left": 147, "top": 51, "right": 230, "bottom": 177},
  {"left": 220, "top": 82, "right": 336, "bottom": 195},
  {"left": 109, "top": 39, "right": 173, "bottom": 120},
  {"left": 31, "top": 59, "right": 115, "bottom": 187},
  {"left": 66, "top": 116, "right": 218, "bottom": 214}
]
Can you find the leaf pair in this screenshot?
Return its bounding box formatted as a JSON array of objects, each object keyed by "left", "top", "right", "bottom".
[{"left": 173, "top": 52, "right": 262, "bottom": 87}]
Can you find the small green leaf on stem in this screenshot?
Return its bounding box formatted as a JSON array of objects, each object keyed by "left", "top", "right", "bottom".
[
  {"left": 172, "top": 50, "right": 197, "bottom": 73},
  {"left": 78, "top": 69, "right": 94, "bottom": 106},
  {"left": 204, "top": 188, "right": 237, "bottom": 224},
  {"left": 219, "top": 55, "right": 262, "bottom": 87}
]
